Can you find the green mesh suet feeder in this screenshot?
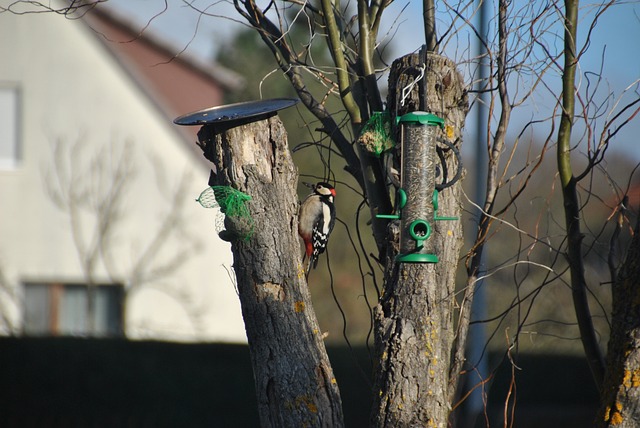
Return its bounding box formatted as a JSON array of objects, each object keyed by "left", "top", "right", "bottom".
[
  {"left": 377, "top": 112, "right": 457, "bottom": 263},
  {"left": 357, "top": 111, "right": 394, "bottom": 156},
  {"left": 196, "top": 186, "right": 254, "bottom": 241}
]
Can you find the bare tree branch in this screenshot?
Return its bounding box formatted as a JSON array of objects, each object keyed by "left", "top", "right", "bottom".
[{"left": 556, "top": 0, "right": 605, "bottom": 388}]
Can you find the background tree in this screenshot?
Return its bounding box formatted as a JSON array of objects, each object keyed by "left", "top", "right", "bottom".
[{"left": 43, "top": 138, "right": 205, "bottom": 336}]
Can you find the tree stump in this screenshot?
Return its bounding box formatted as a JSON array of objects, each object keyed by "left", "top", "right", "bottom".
[
  {"left": 197, "top": 116, "right": 344, "bottom": 428},
  {"left": 371, "top": 51, "right": 468, "bottom": 428}
]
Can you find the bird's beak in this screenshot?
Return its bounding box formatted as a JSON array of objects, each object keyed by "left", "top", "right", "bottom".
[{"left": 303, "top": 182, "right": 315, "bottom": 189}]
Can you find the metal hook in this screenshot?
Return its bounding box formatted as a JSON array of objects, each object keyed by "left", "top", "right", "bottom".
[{"left": 400, "top": 64, "right": 425, "bottom": 107}]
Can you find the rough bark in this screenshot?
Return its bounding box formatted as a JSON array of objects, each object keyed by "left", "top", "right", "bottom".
[
  {"left": 197, "top": 117, "right": 344, "bottom": 428},
  {"left": 371, "top": 52, "right": 468, "bottom": 427},
  {"left": 597, "top": 215, "right": 640, "bottom": 427}
]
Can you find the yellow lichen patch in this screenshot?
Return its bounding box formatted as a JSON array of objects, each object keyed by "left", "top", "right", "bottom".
[
  {"left": 424, "top": 329, "right": 435, "bottom": 357},
  {"left": 622, "top": 368, "right": 640, "bottom": 389},
  {"left": 297, "top": 263, "right": 306, "bottom": 279},
  {"left": 611, "top": 412, "right": 624, "bottom": 425},
  {"left": 445, "top": 124, "right": 455, "bottom": 141},
  {"left": 430, "top": 323, "right": 438, "bottom": 340},
  {"left": 295, "top": 396, "right": 318, "bottom": 414},
  {"left": 331, "top": 378, "right": 337, "bottom": 384},
  {"left": 306, "top": 402, "right": 318, "bottom": 414},
  {"left": 294, "top": 301, "right": 306, "bottom": 313},
  {"left": 605, "top": 402, "right": 624, "bottom": 425}
]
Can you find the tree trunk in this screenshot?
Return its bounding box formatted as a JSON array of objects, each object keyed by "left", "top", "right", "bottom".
[
  {"left": 371, "top": 52, "right": 468, "bottom": 427},
  {"left": 598, "top": 215, "right": 640, "bottom": 427},
  {"left": 197, "top": 116, "right": 344, "bottom": 428}
]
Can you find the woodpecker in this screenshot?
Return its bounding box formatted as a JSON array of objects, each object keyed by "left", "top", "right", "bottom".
[{"left": 298, "top": 182, "right": 336, "bottom": 274}]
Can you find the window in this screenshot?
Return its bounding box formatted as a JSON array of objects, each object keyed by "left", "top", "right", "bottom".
[
  {"left": 0, "top": 85, "right": 21, "bottom": 169},
  {"left": 23, "top": 282, "right": 124, "bottom": 337}
]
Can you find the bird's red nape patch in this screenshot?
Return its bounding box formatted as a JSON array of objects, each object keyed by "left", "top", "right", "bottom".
[{"left": 330, "top": 188, "right": 336, "bottom": 197}]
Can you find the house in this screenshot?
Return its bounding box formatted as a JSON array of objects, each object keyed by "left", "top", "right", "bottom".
[{"left": 0, "top": 4, "right": 248, "bottom": 342}]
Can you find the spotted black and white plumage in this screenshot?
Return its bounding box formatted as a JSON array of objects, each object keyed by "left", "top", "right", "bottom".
[{"left": 298, "top": 182, "right": 336, "bottom": 274}]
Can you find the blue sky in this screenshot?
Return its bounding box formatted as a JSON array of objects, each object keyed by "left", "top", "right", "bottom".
[
  {"left": 103, "top": 1, "right": 640, "bottom": 76},
  {"left": 104, "top": 0, "right": 639, "bottom": 160}
]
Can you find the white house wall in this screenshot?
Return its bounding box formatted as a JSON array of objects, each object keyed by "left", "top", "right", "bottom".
[{"left": 0, "top": 10, "right": 246, "bottom": 342}]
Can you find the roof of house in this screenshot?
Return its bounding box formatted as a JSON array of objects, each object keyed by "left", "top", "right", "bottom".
[{"left": 82, "top": 5, "right": 244, "bottom": 151}]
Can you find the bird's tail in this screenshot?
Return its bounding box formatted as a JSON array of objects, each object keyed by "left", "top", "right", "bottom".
[
  {"left": 303, "top": 240, "right": 314, "bottom": 279},
  {"left": 305, "top": 253, "right": 319, "bottom": 279}
]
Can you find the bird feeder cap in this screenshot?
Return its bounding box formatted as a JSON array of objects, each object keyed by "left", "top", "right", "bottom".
[
  {"left": 174, "top": 98, "right": 299, "bottom": 126},
  {"left": 397, "top": 112, "right": 444, "bottom": 128}
]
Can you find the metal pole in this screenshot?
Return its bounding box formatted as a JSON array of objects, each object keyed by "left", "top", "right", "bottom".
[{"left": 464, "top": 0, "right": 491, "bottom": 425}]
